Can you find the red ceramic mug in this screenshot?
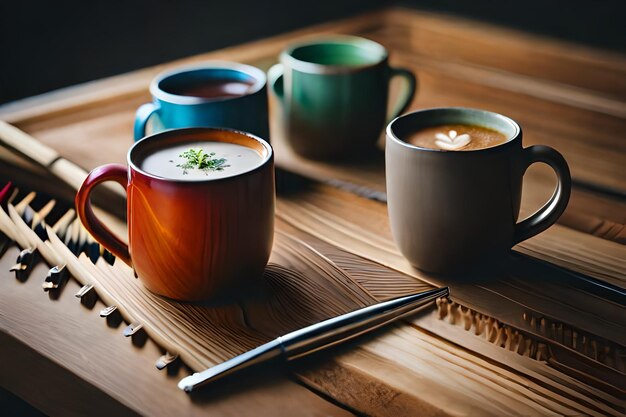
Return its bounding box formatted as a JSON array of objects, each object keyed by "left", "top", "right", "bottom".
[{"left": 76, "top": 127, "right": 275, "bottom": 301}]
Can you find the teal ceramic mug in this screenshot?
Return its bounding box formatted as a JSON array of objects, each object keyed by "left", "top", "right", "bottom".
[
  {"left": 269, "top": 36, "right": 417, "bottom": 159},
  {"left": 134, "top": 62, "right": 269, "bottom": 141}
]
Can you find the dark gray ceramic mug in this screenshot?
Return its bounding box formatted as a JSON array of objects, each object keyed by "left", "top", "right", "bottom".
[{"left": 386, "top": 108, "right": 571, "bottom": 274}]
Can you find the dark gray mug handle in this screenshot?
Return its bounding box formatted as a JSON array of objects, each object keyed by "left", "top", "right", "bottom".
[{"left": 514, "top": 145, "right": 571, "bottom": 244}]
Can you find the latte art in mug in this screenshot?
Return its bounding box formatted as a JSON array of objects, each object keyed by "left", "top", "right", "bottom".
[
  {"left": 408, "top": 124, "right": 509, "bottom": 151},
  {"left": 139, "top": 141, "right": 264, "bottom": 180}
]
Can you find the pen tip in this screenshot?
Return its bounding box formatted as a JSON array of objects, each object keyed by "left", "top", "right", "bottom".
[{"left": 178, "top": 376, "right": 193, "bottom": 392}]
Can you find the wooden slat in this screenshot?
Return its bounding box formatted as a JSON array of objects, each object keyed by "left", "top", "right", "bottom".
[
  {"left": 381, "top": 8, "right": 626, "bottom": 100},
  {"left": 393, "top": 63, "right": 626, "bottom": 193},
  {"left": 304, "top": 327, "right": 620, "bottom": 416}
]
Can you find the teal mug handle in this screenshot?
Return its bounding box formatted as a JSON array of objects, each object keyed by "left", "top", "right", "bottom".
[
  {"left": 268, "top": 63, "right": 285, "bottom": 102},
  {"left": 387, "top": 67, "right": 417, "bottom": 123},
  {"left": 134, "top": 102, "right": 160, "bottom": 141}
]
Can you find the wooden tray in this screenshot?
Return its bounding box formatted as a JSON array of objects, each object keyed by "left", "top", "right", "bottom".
[
  {"left": 2, "top": 171, "right": 623, "bottom": 417},
  {"left": 1, "top": 7, "right": 625, "bottom": 417}
]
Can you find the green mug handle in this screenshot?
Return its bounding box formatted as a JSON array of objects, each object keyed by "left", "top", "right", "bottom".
[
  {"left": 269, "top": 63, "right": 416, "bottom": 119},
  {"left": 268, "top": 63, "right": 285, "bottom": 102},
  {"left": 386, "top": 67, "right": 417, "bottom": 123}
]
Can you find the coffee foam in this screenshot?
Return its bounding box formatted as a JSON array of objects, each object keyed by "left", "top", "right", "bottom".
[
  {"left": 434, "top": 130, "right": 471, "bottom": 150},
  {"left": 407, "top": 124, "right": 509, "bottom": 151}
]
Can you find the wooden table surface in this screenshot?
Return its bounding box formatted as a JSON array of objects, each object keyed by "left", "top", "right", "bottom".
[{"left": 0, "top": 7, "right": 624, "bottom": 417}]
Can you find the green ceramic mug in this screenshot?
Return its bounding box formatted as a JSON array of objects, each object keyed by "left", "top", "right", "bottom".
[{"left": 269, "top": 36, "right": 417, "bottom": 159}]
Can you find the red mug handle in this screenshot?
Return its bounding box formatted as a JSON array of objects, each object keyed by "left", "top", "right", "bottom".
[{"left": 75, "top": 164, "right": 131, "bottom": 265}]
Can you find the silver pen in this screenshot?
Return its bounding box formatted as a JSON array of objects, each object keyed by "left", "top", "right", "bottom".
[{"left": 178, "top": 286, "right": 449, "bottom": 392}]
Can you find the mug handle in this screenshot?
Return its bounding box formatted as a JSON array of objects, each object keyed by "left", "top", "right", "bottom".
[
  {"left": 386, "top": 67, "right": 417, "bottom": 123},
  {"left": 268, "top": 63, "right": 285, "bottom": 102},
  {"left": 75, "top": 164, "right": 131, "bottom": 265},
  {"left": 513, "top": 145, "right": 571, "bottom": 244},
  {"left": 134, "top": 102, "right": 160, "bottom": 141}
]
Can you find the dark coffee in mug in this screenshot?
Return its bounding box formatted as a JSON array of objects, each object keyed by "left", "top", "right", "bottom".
[
  {"left": 134, "top": 63, "right": 269, "bottom": 142},
  {"left": 408, "top": 124, "right": 509, "bottom": 151},
  {"left": 164, "top": 78, "right": 256, "bottom": 99}
]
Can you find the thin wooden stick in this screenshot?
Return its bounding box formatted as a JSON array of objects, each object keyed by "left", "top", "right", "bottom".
[
  {"left": 0, "top": 120, "right": 59, "bottom": 167},
  {"left": 0, "top": 120, "right": 125, "bottom": 205}
]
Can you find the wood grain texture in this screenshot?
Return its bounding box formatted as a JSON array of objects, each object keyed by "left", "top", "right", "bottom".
[
  {"left": 352, "top": 326, "right": 617, "bottom": 416},
  {"left": 0, "top": 246, "right": 352, "bottom": 417},
  {"left": 0, "top": 6, "right": 624, "bottom": 416},
  {"left": 277, "top": 189, "right": 626, "bottom": 410},
  {"left": 276, "top": 185, "right": 626, "bottom": 343},
  {"left": 3, "top": 196, "right": 622, "bottom": 416},
  {"left": 381, "top": 9, "right": 626, "bottom": 101}
]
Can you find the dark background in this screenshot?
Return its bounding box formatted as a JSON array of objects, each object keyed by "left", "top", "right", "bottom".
[{"left": 1, "top": 0, "right": 625, "bottom": 105}]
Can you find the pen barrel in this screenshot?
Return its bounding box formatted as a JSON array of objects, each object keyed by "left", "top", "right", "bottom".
[
  {"left": 177, "top": 287, "right": 448, "bottom": 392},
  {"left": 178, "top": 339, "right": 283, "bottom": 392},
  {"left": 281, "top": 287, "right": 449, "bottom": 360}
]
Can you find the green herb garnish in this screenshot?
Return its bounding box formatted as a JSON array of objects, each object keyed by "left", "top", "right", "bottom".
[{"left": 174, "top": 148, "right": 229, "bottom": 175}]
